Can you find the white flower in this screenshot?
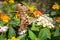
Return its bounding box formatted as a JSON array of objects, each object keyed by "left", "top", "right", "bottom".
[
  {"left": 0, "top": 26, "right": 8, "bottom": 32},
  {"left": 18, "top": 29, "right": 27, "bottom": 35},
  {"left": 18, "top": 32, "right": 23, "bottom": 35},
  {"left": 43, "top": 24, "right": 47, "bottom": 27},
  {"left": 37, "top": 22, "right": 41, "bottom": 25},
  {"left": 2, "top": 26, "right": 8, "bottom": 32},
  {"left": 48, "top": 23, "right": 54, "bottom": 28},
  {"left": 36, "top": 15, "right": 54, "bottom": 28},
  {"left": 0, "top": 27, "right": 3, "bottom": 32},
  {"left": 3, "top": 26, "right": 8, "bottom": 29}
]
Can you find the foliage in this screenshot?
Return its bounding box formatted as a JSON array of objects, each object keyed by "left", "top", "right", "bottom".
[{"left": 0, "top": 0, "right": 60, "bottom": 40}]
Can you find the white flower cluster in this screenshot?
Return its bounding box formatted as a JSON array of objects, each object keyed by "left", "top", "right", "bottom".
[
  {"left": 36, "top": 15, "right": 54, "bottom": 28},
  {"left": 0, "top": 26, "right": 8, "bottom": 32}
]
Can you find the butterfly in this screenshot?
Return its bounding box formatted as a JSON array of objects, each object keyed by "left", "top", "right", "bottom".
[{"left": 17, "top": 2, "right": 36, "bottom": 34}]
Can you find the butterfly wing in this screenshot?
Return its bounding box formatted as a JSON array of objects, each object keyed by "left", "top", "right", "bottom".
[{"left": 17, "top": 2, "right": 35, "bottom": 24}]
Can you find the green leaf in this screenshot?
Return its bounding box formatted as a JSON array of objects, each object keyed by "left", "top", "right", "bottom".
[
  {"left": 31, "top": 26, "right": 39, "bottom": 31},
  {"left": 8, "top": 21, "right": 17, "bottom": 25},
  {"left": 28, "top": 30, "right": 37, "bottom": 40},
  {"left": 0, "top": 21, "right": 5, "bottom": 26},
  {"left": 54, "top": 28, "right": 59, "bottom": 37},
  {"left": 8, "top": 25, "right": 16, "bottom": 38},
  {"left": 10, "top": 4, "right": 16, "bottom": 10},
  {"left": 18, "top": 34, "right": 26, "bottom": 40},
  {"left": 8, "top": 17, "right": 20, "bottom": 26},
  {"left": 13, "top": 17, "right": 20, "bottom": 24},
  {"left": 51, "top": 11, "right": 57, "bottom": 16},
  {"left": 35, "top": 38, "right": 40, "bottom": 40},
  {"left": 38, "top": 28, "right": 51, "bottom": 40},
  {"left": 31, "top": 22, "right": 39, "bottom": 31},
  {"left": 0, "top": 33, "right": 6, "bottom": 40},
  {"left": 7, "top": 11, "right": 14, "bottom": 18}
]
